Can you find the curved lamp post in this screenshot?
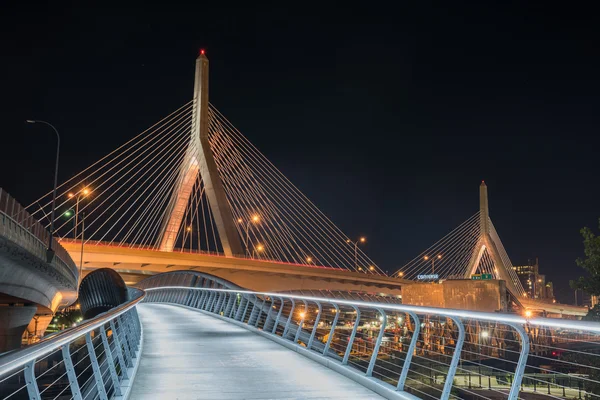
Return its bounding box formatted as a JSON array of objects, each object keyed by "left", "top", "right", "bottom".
[{"left": 26, "top": 120, "right": 60, "bottom": 263}]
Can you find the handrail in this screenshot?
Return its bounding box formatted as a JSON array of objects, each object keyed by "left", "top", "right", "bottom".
[
  {"left": 147, "top": 286, "right": 600, "bottom": 332},
  {"left": 142, "top": 284, "right": 600, "bottom": 400},
  {"left": 0, "top": 288, "right": 144, "bottom": 376}
]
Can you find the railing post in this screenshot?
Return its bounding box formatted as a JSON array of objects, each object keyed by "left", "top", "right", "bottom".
[
  {"left": 217, "top": 292, "right": 228, "bottom": 314},
  {"left": 224, "top": 293, "right": 235, "bottom": 317},
  {"left": 271, "top": 297, "right": 285, "bottom": 334},
  {"left": 282, "top": 299, "right": 296, "bottom": 339},
  {"left": 507, "top": 323, "right": 530, "bottom": 400},
  {"left": 200, "top": 291, "right": 211, "bottom": 309},
  {"left": 323, "top": 304, "right": 340, "bottom": 355},
  {"left": 212, "top": 292, "right": 223, "bottom": 313},
  {"left": 117, "top": 315, "right": 134, "bottom": 365},
  {"left": 397, "top": 312, "right": 420, "bottom": 391},
  {"left": 205, "top": 291, "right": 216, "bottom": 311},
  {"left": 263, "top": 297, "right": 276, "bottom": 330},
  {"left": 241, "top": 295, "right": 253, "bottom": 323},
  {"left": 62, "top": 344, "right": 84, "bottom": 400},
  {"left": 192, "top": 289, "right": 200, "bottom": 306},
  {"left": 293, "top": 300, "right": 309, "bottom": 343},
  {"left": 343, "top": 306, "right": 361, "bottom": 365},
  {"left": 109, "top": 319, "right": 129, "bottom": 377},
  {"left": 210, "top": 291, "right": 220, "bottom": 312},
  {"left": 99, "top": 326, "right": 122, "bottom": 397},
  {"left": 253, "top": 297, "right": 267, "bottom": 327},
  {"left": 307, "top": 301, "right": 323, "bottom": 350},
  {"left": 228, "top": 294, "right": 239, "bottom": 318},
  {"left": 24, "top": 359, "right": 41, "bottom": 400},
  {"left": 247, "top": 296, "right": 260, "bottom": 325},
  {"left": 235, "top": 296, "right": 247, "bottom": 321},
  {"left": 366, "top": 308, "right": 387, "bottom": 377},
  {"left": 196, "top": 290, "right": 205, "bottom": 308},
  {"left": 441, "top": 316, "right": 466, "bottom": 400},
  {"left": 123, "top": 312, "right": 139, "bottom": 351},
  {"left": 85, "top": 332, "right": 109, "bottom": 400}
]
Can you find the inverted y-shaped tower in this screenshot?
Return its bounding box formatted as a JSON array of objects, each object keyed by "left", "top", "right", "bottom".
[
  {"left": 158, "top": 52, "right": 243, "bottom": 256},
  {"left": 465, "top": 182, "right": 522, "bottom": 302}
]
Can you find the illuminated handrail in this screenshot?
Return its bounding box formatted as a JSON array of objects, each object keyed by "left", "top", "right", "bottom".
[
  {"left": 0, "top": 288, "right": 144, "bottom": 400},
  {"left": 140, "top": 283, "right": 600, "bottom": 400}
]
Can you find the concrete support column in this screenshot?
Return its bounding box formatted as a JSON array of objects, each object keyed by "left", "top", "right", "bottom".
[{"left": 0, "top": 306, "right": 37, "bottom": 352}]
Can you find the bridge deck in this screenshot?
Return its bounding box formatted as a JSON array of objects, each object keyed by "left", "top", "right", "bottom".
[{"left": 131, "top": 303, "right": 383, "bottom": 399}]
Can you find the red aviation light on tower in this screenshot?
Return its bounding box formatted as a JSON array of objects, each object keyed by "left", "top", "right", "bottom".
[{"left": 200, "top": 49, "right": 206, "bottom": 56}]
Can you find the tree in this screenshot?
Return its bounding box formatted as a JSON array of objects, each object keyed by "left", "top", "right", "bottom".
[{"left": 570, "top": 218, "right": 600, "bottom": 297}]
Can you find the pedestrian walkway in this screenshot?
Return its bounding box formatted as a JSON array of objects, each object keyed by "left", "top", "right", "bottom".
[{"left": 129, "top": 303, "right": 383, "bottom": 399}]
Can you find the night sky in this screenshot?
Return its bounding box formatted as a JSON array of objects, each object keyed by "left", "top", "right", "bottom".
[{"left": 1, "top": 3, "right": 599, "bottom": 303}]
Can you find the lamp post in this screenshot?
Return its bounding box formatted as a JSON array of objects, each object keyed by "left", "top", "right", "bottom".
[
  {"left": 26, "top": 120, "right": 60, "bottom": 263},
  {"left": 252, "top": 243, "right": 264, "bottom": 259},
  {"left": 423, "top": 254, "right": 442, "bottom": 274},
  {"left": 78, "top": 211, "right": 86, "bottom": 284},
  {"left": 347, "top": 237, "right": 366, "bottom": 271},
  {"left": 479, "top": 330, "right": 489, "bottom": 387},
  {"left": 239, "top": 214, "right": 260, "bottom": 257},
  {"left": 68, "top": 188, "right": 90, "bottom": 239}
]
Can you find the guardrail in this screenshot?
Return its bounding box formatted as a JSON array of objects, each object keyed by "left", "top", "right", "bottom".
[
  {"left": 0, "top": 188, "right": 77, "bottom": 281},
  {"left": 142, "top": 286, "right": 600, "bottom": 400},
  {"left": 0, "top": 288, "right": 144, "bottom": 400}
]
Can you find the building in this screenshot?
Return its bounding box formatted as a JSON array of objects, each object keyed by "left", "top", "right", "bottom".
[
  {"left": 575, "top": 289, "right": 599, "bottom": 308},
  {"left": 513, "top": 258, "right": 555, "bottom": 302}
]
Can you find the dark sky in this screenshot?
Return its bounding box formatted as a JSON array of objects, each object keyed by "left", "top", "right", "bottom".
[{"left": 1, "top": 2, "right": 599, "bottom": 303}]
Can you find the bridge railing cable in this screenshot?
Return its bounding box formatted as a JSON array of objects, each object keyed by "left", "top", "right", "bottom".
[
  {"left": 0, "top": 289, "right": 144, "bottom": 400},
  {"left": 136, "top": 272, "right": 600, "bottom": 400}
]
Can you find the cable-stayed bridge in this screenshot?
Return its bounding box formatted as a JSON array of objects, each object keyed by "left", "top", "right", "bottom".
[
  {"left": 2, "top": 52, "right": 599, "bottom": 400},
  {"left": 26, "top": 52, "right": 584, "bottom": 316}
]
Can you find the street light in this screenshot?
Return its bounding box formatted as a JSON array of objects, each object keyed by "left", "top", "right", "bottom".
[
  {"left": 68, "top": 188, "right": 91, "bottom": 238},
  {"left": 397, "top": 271, "right": 404, "bottom": 278},
  {"left": 252, "top": 243, "right": 264, "bottom": 259},
  {"left": 306, "top": 256, "right": 313, "bottom": 263},
  {"left": 423, "top": 254, "right": 442, "bottom": 274},
  {"left": 26, "top": 120, "right": 60, "bottom": 263},
  {"left": 479, "top": 330, "right": 489, "bottom": 387},
  {"left": 347, "top": 237, "right": 366, "bottom": 271},
  {"left": 78, "top": 211, "right": 86, "bottom": 284},
  {"left": 240, "top": 214, "right": 260, "bottom": 256}
]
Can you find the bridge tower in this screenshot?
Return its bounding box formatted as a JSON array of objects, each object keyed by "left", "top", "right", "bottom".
[
  {"left": 465, "top": 182, "right": 522, "bottom": 301},
  {"left": 158, "top": 52, "right": 244, "bottom": 256}
]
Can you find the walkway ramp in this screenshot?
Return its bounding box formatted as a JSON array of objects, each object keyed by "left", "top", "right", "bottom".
[{"left": 131, "top": 303, "right": 383, "bottom": 399}]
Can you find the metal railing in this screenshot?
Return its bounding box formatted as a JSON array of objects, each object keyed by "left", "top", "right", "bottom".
[
  {"left": 0, "top": 289, "right": 144, "bottom": 400},
  {"left": 142, "top": 286, "right": 600, "bottom": 400},
  {"left": 0, "top": 188, "right": 77, "bottom": 281}
]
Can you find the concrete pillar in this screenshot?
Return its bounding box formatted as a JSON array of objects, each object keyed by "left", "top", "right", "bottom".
[
  {"left": 158, "top": 52, "right": 243, "bottom": 256},
  {"left": 0, "top": 306, "right": 37, "bottom": 352}
]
